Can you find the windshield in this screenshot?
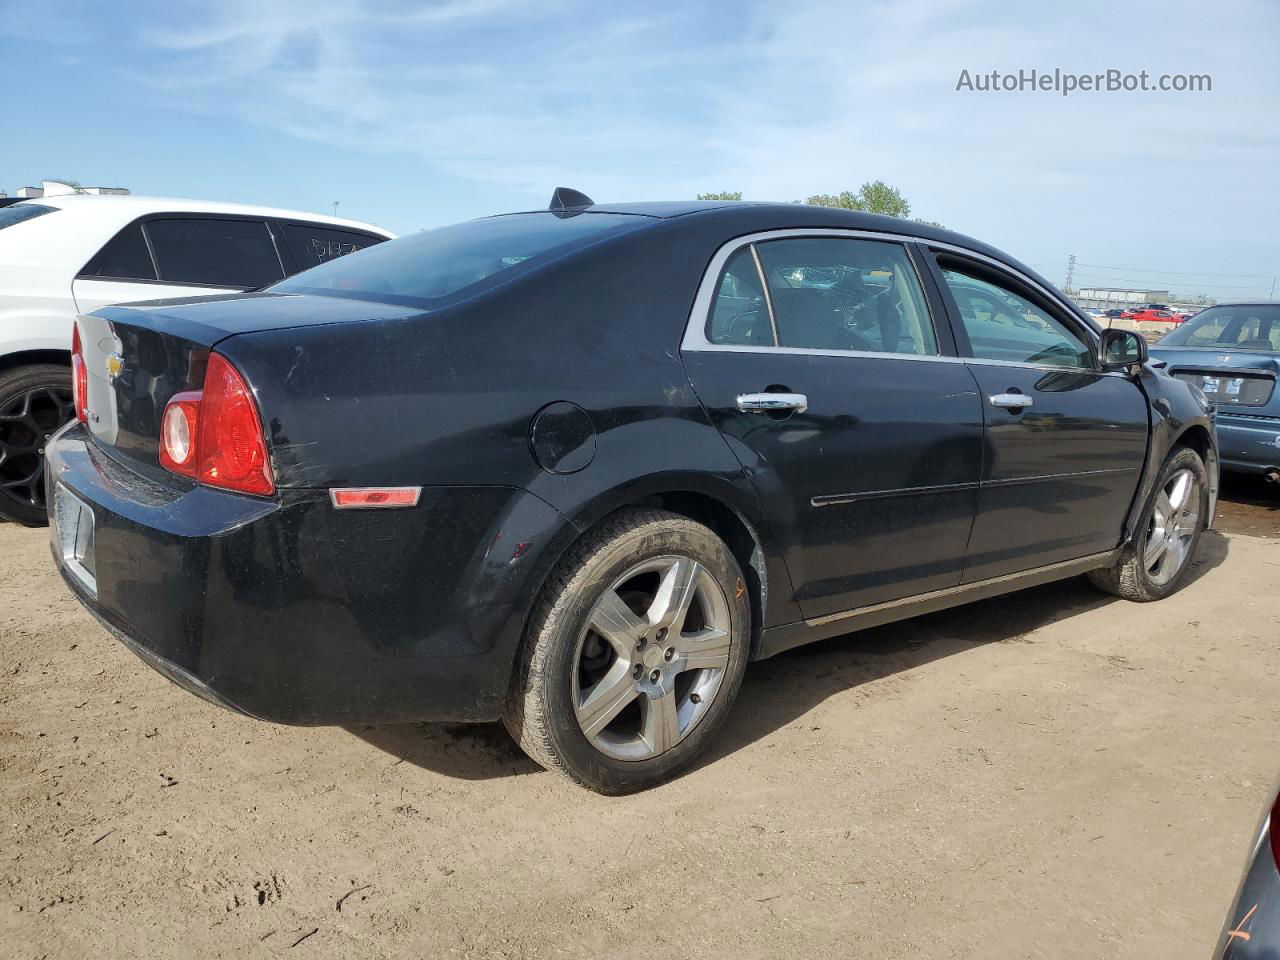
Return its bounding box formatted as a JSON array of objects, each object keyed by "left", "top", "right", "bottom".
[
  {"left": 0, "top": 203, "right": 57, "bottom": 230},
  {"left": 1158, "top": 304, "right": 1280, "bottom": 350},
  {"left": 269, "top": 211, "right": 649, "bottom": 308}
]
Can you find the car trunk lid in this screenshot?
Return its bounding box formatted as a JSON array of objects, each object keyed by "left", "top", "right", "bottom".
[
  {"left": 1151, "top": 347, "right": 1279, "bottom": 409},
  {"left": 77, "top": 293, "right": 421, "bottom": 470}
]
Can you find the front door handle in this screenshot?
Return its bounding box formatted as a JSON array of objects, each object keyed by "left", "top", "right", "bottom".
[
  {"left": 736, "top": 392, "right": 808, "bottom": 414},
  {"left": 989, "top": 392, "right": 1033, "bottom": 410}
]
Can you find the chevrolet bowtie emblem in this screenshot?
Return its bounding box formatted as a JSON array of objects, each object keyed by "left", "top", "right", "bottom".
[{"left": 105, "top": 353, "right": 124, "bottom": 380}]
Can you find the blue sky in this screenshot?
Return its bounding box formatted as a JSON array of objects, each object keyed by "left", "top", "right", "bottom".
[{"left": 2, "top": 0, "right": 1277, "bottom": 298}]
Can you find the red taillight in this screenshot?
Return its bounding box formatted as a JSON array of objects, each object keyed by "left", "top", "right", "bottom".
[
  {"left": 71, "top": 323, "right": 88, "bottom": 423},
  {"left": 197, "top": 354, "right": 274, "bottom": 496},
  {"left": 157, "top": 353, "right": 274, "bottom": 496}
]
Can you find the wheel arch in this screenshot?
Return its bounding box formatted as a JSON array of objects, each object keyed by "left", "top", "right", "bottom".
[
  {"left": 0, "top": 348, "right": 71, "bottom": 376},
  {"left": 1173, "top": 422, "right": 1212, "bottom": 461},
  {"left": 551, "top": 476, "right": 798, "bottom": 661}
]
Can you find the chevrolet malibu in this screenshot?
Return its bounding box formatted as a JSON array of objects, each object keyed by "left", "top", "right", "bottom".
[{"left": 47, "top": 191, "right": 1218, "bottom": 793}]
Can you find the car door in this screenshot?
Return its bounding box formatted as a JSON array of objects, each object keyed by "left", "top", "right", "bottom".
[
  {"left": 927, "top": 253, "right": 1150, "bottom": 581},
  {"left": 681, "top": 231, "right": 985, "bottom": 620},
  {"left": 72, "top": 216, "right": 286, "bottom": 313}
]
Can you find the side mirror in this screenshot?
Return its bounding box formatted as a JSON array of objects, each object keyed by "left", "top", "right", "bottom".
[{"left": 1099, "top": 328, "right": 1148, "bottom": 370}]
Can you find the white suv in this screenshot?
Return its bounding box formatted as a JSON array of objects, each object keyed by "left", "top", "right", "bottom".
[{"left": 0, "top": 191, "right": 394, "bottom": 524}]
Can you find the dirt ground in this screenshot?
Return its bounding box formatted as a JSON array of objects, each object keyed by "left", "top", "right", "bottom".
[{"left": 2, "top": 487, "right": 1279, "bottom": 960}]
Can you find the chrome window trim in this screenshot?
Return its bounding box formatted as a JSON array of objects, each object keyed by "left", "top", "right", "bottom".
[
  {"left": 684, "top": 227, "right": 946, "bottom": 359},
  {"left": 681, "top": 227, "right": 1103, "bottom": 368}
]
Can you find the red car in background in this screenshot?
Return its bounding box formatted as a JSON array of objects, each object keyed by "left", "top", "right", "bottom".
[{"left": 1122, "top": 306, "right": 1178, "bottom": 325}]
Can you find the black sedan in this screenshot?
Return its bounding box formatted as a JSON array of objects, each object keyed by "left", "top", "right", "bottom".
[
  {"left": 47, "top": 190, "right": 1218, "bottom": 793},
  {"left": 1150, "top": 302, "right": 1280, "bottom": 483}
]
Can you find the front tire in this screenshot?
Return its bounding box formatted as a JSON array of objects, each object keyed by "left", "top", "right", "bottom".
[
  {"left": 1088, "top": 445, "right": 1209, "bottom": 601},
  {"left": 504, "top": 509, "right": 751, "bottom": 794},
  {"left": 0, "top": 364, "right": 74, "bottom": 526}
]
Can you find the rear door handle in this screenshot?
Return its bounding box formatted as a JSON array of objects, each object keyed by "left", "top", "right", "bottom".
[
  {"left": 989, "top": 393, "right": 1033, "bottom": 409},
  {"left": 736, "top": 392, "right": 808, "bottom": 414}
]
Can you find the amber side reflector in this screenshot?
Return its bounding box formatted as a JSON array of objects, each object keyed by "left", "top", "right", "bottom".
[{"left": 329, "top": 487, "right": 422, "bottom": 509}]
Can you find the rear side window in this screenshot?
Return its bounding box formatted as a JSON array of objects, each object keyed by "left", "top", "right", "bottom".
[
  {"left": 708, "top": 247, "right": 772, "bottom": 345},
  {"left": 0, "top": 204, "right": 57, "bottom": 230},
  {"left": 726, "top": 237, "right": 937, "bottom": 355},
  {"left": 270, "top": 212, "right": 649, "bottom": 307},
  {"left": 147, "top": 218, "right": 285, "bottom": 288},
  {"left": 282, "top": 223, "right": 386, "bottom": 272},
  {"left": 80, "top": 223, "right": 157, "bottom": 280}
]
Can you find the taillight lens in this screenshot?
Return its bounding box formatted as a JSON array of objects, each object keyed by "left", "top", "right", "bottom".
[
  {"left": 158, "top": 392, "right": 202, "bottom": 478},
  {"left": 157, "top": 353, "right": 274, "bottom": 496},
  {"left": 71, "top": 323, "right": 88, "bottom": 423},
  {"left": 197, "top": 353, "right": 274, "bottom": 496}
]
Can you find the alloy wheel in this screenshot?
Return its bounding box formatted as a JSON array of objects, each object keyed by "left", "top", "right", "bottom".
[
  {"left": 1142, "top": 467, "right": 1200, "bottom": 586},
  {"left": 0, "top": 384, "right": 74, "bottom": 515},
  {"left": 572, "top": 555, "right": 732, "bottom": 761}
]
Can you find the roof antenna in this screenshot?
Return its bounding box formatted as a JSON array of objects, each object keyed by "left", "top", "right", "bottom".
[{"left": 549, "top": 187, "right": 594, "bottom": 218}]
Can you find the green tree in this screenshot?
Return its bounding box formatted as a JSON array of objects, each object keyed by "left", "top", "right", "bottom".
[
  {"left": 696, "top": 191, "right": 743, "bottom": 201},
  {"left": 804, "top": 180, "right": 911, "bottom": 218}
]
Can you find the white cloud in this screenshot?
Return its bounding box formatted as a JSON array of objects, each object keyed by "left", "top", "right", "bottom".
[{"left": 113, "top": 0, "right": 1280, "bottom": 282}]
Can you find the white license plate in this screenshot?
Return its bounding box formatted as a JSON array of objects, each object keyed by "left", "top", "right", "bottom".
[{"left": 53, "top": 484, "right": 97, "bottom": 596}]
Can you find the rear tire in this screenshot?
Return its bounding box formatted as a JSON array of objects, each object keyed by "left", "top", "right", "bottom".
[
  {"left": 1088, "top": 445, "right": 1208, "bottom": 602},
  {"left": 0, "top": 364, "right": 74, "bottom": 526},
  {"left": 503, "top": 509, "right": 751, "bottom": 794}
]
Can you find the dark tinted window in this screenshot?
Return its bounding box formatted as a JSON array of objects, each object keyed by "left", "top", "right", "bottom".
[
  {"left": 282, "top": 223, "right": 386, "bottom": 272},
  {"left": 270, "top": 212, "right": 648, "bottom": 307},
  {"left": 80, "top": 223, "right": 156, "bottom": 280},
  {"left": 146, "top": 218, "right": 284, "bottom": 288},
  {"left": 0, "top": 204, "right": 57, "bottom": 230}
]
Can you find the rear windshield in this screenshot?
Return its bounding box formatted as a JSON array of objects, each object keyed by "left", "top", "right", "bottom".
[
  {"left": 269, "top": 212, "right": 649, "bottom": 308},
  {"left": 0, "top": 203, "right": 57, "bottom": 230},
  {"left": 1158, "top": 304, "right": 1280, "bottom": 351}
]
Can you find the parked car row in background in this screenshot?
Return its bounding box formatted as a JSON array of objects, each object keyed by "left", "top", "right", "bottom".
[{"left": 0, "top": 183, "right": 393, "bottom": 523}]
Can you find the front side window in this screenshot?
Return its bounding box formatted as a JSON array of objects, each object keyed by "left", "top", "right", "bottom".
[
  {"left": 940, "top": 266, "right": 1091, "bottom": 368},
  {"left": 146, "top": 218, "right": 285, "bottom": 288},
  {"left": 1158, "top": 305, "right": 1280, "bottom": 350},
  {"left": 709, "top": 236, "right": 937, "bottom": 355}
]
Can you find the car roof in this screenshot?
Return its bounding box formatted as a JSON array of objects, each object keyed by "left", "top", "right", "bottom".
[
  {"left": 586, "top": 201, "right": 1062, "bottom": 303},
  {"left": 14, "top": 192, "right": 394, "bottom": 237},
  {"left": 503, "top": 200, "right": 1016, "bottom": 262},
  {"left": 1199, "top": 300, "right": 1279, "bottom": 308}
]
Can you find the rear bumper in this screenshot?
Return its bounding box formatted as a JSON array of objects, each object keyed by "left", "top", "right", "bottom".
[
  {"left": 1216, "top": 414, "right": 1280, "bottom": 473},
  {"left": 45, "top": 423, "right": 576, "bottom": 725}
]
